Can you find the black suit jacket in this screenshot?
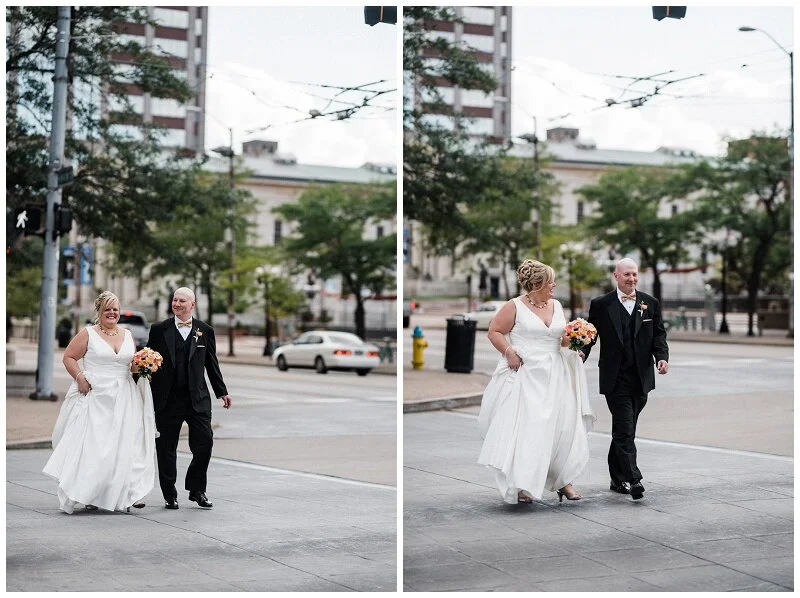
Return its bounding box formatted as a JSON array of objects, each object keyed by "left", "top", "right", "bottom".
[
  {"left": 146, "top": 318, "right": 228, "bottom": 415},
  {"left": 584, "top": 290, "right": 669, "bottom": 395}
]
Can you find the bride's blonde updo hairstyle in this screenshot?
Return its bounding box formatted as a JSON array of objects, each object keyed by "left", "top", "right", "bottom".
[
  {"left": 517, "top": 259, "right": 555, "bottom": 294},
  {"left": 93, "top": 291, "right": 120, "bottom": 324}
]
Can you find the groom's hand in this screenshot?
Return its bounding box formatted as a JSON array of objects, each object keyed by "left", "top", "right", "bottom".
[
  {"left": 657, "top": 360, "right": 669, "bottom": 375},
  {"left": 578, "top": 350, "right": 586, "bottom": 361},
  {"left": 219, "top": 395, "right": 232, "bottom": 409}
]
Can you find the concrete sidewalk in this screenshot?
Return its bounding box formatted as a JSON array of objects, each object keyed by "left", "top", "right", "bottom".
[
  {"left": 404, "top": 410, "right": 793, "bottom": 592},
  {"left": 8, "top": 449, "right": 396, "bottom": 591}
]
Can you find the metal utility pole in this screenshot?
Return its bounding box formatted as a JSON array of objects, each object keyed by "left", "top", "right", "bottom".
[
  {"left": 213, "top": 129, "right": 236, "bottom": 356},
  {"left": 531, "top": 116, "right": 542, "bottom": 259},
  {"left": 33, "top": 7, "right": 70, "bottom": 401},
  {"left": 227, "top": 127, "right": 236, "bottom": 356}
]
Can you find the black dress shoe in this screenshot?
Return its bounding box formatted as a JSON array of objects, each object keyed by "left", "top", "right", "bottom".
[
  {"left": 189, "top": 491, "right": 213, "bottom": 509},
  {"left": 609, "top": 481, "right": 630, "bottom": 494},
  {"left": 164, "top": 498, "right": 179, "bottom": 510},
  {"left": 630, "top": 481, "right": 645, "bottom": 500}
]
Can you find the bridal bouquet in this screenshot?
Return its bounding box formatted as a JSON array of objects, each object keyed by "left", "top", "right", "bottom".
[
  {"left": 132, "top": 347, "right": 164, "bottom": 379},
  {"left": 564, "top": 318, "right": 597, "bottom": 352}
]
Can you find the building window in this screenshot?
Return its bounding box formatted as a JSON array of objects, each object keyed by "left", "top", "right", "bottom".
[
  {"left": 110, "top": 124, "right": 144, "bottom": 141},
  {"left": 109, "top": 94, "right": 144, "bottom": 114},
  {"left": 194, "top": 47, "right": 202, "bottom": 65},
  {"left": 112, "top": 63, "right": 137, "bottom": 83},
  {"left": 117, "top": 33, "right": 146, "bottom": 50},
  {"left": 154, "top": 37, "right": 188, "bottom": 59},
  {"left": 461, "top": 33, "right": 494, "bottom": 53},
  {"left": 195, "top": 16, "right": 203, "bottom": 37},
  {"left": 274, "top": 220, "right": 283, "bottom": 245},
  {"left": 376, "top": 225, "right": 384, "bottom": 238},
  {"left": 153, "top": 8, "right": 189, "bottom": 29},
  {"left": 158, "top": 128, "right": 185, "bottom": 147},
  {"left": 464, "top": 117, "right": 494, "bottom": 136},
  {"left": 577, "top": 201, "right": 585, "bottom": 223},
  {"left": 461, "top": 7, "right": 495, "bottom": 25},
  {"left": 460, "top": 88, "right": 494, "bottom": 109},
  {"left": 150, "top": 98, "right": 187, "bottom": 118}
]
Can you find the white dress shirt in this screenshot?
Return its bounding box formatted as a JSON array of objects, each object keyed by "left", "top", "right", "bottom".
[
  {"left": 174, "top": 316, "right": 193, "bottom": 340},
  {"left": 616, "top": 288, "right": 636, "bottom": 316}
]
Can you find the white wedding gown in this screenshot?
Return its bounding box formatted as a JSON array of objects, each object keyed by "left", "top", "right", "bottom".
[
  {"left": 43, "top": 327, "right": 156, "bottom": 514},
  {"left": 478, "top": 298, "right": 596, "bottom": 503}
]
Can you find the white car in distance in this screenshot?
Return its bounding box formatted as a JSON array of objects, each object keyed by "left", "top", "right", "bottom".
[
  {"left": 273, "top": 330, "right": 381, "bottom": 376},
  {"left": 456, "top": 301, "right": 508, "bottom": 331}
]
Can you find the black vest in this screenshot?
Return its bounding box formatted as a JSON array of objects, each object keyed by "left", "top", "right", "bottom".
[
  {"left": 617, "top": 300, "right": 637, "bottom": 371},
  {"left": 173, "top": 327, "right": 192, "bottom": 392}
]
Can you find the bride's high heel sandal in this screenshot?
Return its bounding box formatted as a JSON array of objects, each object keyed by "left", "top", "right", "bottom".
[
  {"left": 126, "top": 501, "right": 146, "bottom": 513},
  {"left": 517, "top": 492, "right": 533, "bottom": 504},
  {"left": 557, "top": 485, "right": 582, "bottom": 502}
]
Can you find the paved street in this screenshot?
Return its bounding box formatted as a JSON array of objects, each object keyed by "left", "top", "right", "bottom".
[
  {"left": 404, "top": 411, "right": 792, "bottom": 592},
  {"left": 402, "top": 317, "right": 793, "bottom": 591},
  {"left": 7, "top": 338, "right": 397, "bottom": 591}
]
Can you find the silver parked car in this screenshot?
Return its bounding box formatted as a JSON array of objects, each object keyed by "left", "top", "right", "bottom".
[
  {"left": 273, "top": 330, "right": 381, "bottom": 376},
  {"left": 118, "top": 310, "right": 150, "bottom": 350},
  {"left": 456, "top": 300, "right": 508, "bottom": 330}
]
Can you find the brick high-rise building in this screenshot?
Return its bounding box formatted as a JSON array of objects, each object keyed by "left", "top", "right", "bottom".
[
  {"left": 416, "top": 6, "right": 512, "bottom": 144},
  {"left": 111, "top": 7, "right": 208, "bottom": 153}
]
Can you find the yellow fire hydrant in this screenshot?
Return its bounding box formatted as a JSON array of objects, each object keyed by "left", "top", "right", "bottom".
[{"left": 411, "top": 326, "right": 428, "bottom": 370}]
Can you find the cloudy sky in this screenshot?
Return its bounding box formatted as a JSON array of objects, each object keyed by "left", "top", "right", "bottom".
[
  {"left": 511, "top": 5, "right": 794, "bottom": 156},
  {"left": 205, "top": 6, "right": 396, "bottom": 168}
]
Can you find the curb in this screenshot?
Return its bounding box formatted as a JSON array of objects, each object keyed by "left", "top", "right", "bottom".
[
  {"left": 403, "top": 393, "right": 483, "bottom": 413},
  {"left": 7, "top": 439, "right": 52, "bottom": 450}
]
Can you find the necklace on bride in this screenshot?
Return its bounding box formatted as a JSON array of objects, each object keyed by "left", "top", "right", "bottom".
[
  {"left": 98, "top": 325, "right": 120, "bottom": 337},
  {"left": 525, "top": 293, "right": 549, "bottom": 309}
]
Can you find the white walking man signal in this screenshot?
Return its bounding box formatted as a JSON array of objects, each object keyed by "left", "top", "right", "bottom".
[{"left": 16, "top": 210, "right": 27, "bottom": 229}]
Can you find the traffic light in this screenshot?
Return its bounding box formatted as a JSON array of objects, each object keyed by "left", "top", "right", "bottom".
[
  {"left": 652, "top": 6, "right": 687, "bottom": 20},
  {"left": 364, "top": 6, "right": 397, "bottom": 26},
  {"left": 55, "top": 205, "right": 73, "bottom": 236}
]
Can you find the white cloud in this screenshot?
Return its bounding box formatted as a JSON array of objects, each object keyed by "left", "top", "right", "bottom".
[
  {"left": 512, "top": 54, "right": 790, "bottom": 157},
  {"left": 203, "top": 62, "right": 396, "bottom": 167}
]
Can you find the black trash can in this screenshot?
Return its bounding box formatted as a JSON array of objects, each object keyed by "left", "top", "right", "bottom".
[
  {"left": 56, "top": 318, "right": 72, "bottom": 348},
  {"left": 444, "top": 315, "right": 477, "bottom": 373}
]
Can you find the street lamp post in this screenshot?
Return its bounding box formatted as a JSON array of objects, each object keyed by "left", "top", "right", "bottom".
[
  {"left": 255, "top": 266, "right": 273, "bottom": 357},
  {"left": 212, "top": 128, "right": 236, "bottom": 356},
  {"left": 520, "top": 117, "right": 542, "bottom": 259},
  {"left": 560, "top": 241, "right": 581, "bottom": 320},
  {"left": 739, "top": 26, "right": 793, "bottom": 338},
  {"left": 719, "top": 233, "right": 731, "bottom": 334}
]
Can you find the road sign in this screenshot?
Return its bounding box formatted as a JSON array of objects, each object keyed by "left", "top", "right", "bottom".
[{"left": 56, "top": 166, "right": 74, "bottom": 187}]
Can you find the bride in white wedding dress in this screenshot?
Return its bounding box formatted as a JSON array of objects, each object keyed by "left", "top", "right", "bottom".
[
  {"left": 43, "top": 291, "right": 156, "bottom": 514},
  {"left": 478, "top": 260, "right": 595, "bottom": 504}
]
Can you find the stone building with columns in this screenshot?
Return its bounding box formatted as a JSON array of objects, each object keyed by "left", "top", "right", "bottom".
[
  {"left": 404, "top": 127, "right": 705, "bottom": 303},
  {"left": 66, "top": 140, "right": 397, "bottom": 330}
]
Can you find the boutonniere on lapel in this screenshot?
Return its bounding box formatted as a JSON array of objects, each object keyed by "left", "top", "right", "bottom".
[
  {"left": 193, "top": 330, "right": 203, "bottom": 343},
  {"left": 638, "top": 301, "right": 648, "bottom": 317}
]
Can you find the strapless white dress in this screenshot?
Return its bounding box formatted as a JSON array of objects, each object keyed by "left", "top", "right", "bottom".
[
  {"left": 43, "top": 327, "right": 156, "bottom": 513},
  {"left": 478, "top": 298, "right": 596, "bottom": 503}
]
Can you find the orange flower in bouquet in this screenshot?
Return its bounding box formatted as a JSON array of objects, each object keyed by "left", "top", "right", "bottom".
[
  {"left": 564, "top": 318, "right": 597, "bottom": 352},
  {"left": 132, "top": 347, "right": 164, "bottom": 379}
]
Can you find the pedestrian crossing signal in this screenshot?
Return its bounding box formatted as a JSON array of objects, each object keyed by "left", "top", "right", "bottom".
[
  {"left": 652, "top": 6, "right": 687, "bottom": 20},
  {"left": 364, "top": 6, "right": 397, "bottom": 26}
]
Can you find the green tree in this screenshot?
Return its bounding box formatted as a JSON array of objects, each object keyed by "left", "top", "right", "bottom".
[
  {"left": 6, "top": 7, "right": 198, "bottom": 266},
  {"left": 461, "top": 156, "right": 559, "bottom": 298},
  {"left": 679, "top": 135, "right": 791, "bottom": 335},
  {"left": 403, "top": 6, "right": 499, "bottom": 252},
  {"left": 578, "top": 166, "right": 702, "bottom": 303},
  {"left": 6, "top": 237, "right": 44, "bottom": 317},
  {"left": 274, "top": 183, "right": 396, "bottom": 340}
]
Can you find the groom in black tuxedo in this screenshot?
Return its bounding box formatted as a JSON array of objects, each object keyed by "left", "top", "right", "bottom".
[
  {"left": 147, "top": 287, "right": 232, "bottom": 510},
  {"left": 583, "top": 259, "right": 668, "bottom": 500}
]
